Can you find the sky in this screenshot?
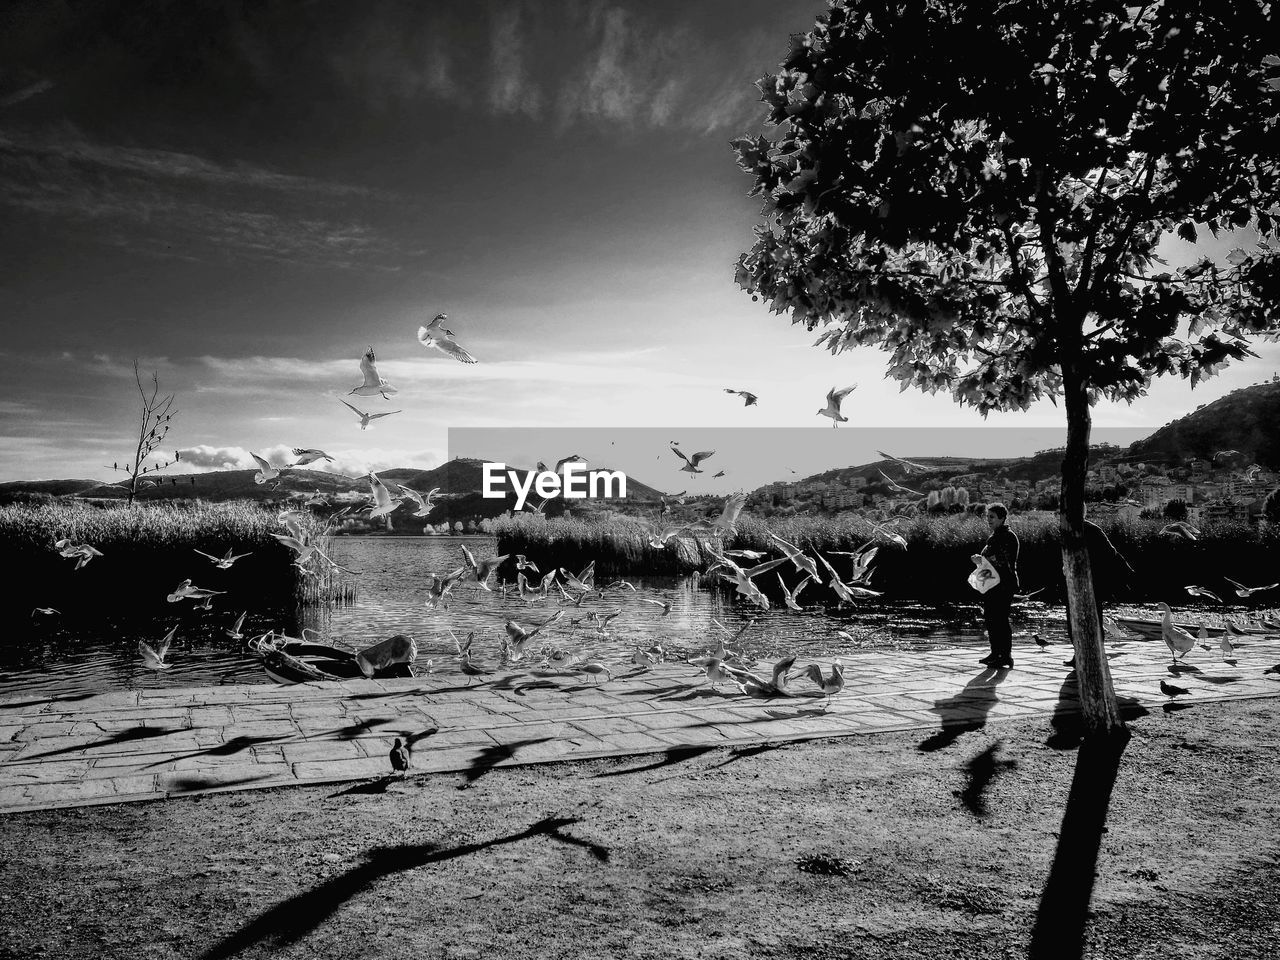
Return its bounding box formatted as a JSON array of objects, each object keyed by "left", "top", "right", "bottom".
[{"left": 2, "top": 0, "right": 1277, "bottom": 486}]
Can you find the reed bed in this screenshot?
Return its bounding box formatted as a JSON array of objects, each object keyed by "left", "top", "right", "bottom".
[
  {"left": 493, "top": 510, "right": 1280, "bottom": 605},
  {"left": 0, "top": 500, "right": 353, "bottom": 612}
]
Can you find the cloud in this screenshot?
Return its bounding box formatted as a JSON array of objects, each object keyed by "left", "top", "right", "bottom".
[
  {"left": 0, "top": 132, "right": 420, "bottom": 270},
  {"left": 176, "top": 445, "right": 258, "bottom": 471},
  {"left": 488, "top": 8, "right": 542, "bottom": 116}
]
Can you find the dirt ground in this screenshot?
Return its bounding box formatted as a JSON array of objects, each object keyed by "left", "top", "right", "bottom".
[{"left": 1, "top": 697, "right": 1277, "bottom": 960}]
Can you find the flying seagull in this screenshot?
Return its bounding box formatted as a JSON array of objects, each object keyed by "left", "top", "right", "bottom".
[
  {"left": 817, "top": 384, "right": 858, "bottom": 427},
  {"left": 349, "top": 346, "right": 398, "bottom": 399},
  {"left": 418, "top": 313, "right": 478, "bottom": 364},
  {"left": 724, "top": 388, "right": 759, "bottom": 407},
  {"left": 340, "top": 398, "right": 401, "bottom": 430},
  {"left": 1160, "top": 522, "right": 1200, "bottom": 541},
  {"left": 878, "top": 469, "right": 923, "bottom": 497},
  {"left": 193, "top": 547, "right": 253, "bottom": 569},
  {"left": 877, "top": 451, "right": 927, "bottom": 474},
  {"left": 398, "top": 484, "right": 440, "bottom": 518},
  {"left": 138, "top": 626, "right": 177, "bottom": 670},
  {"left": 250, "top": 452, "right": 281, "bottom": 485},
  {"left": 291, "top": 448, "right": 333, "bottom": 466},
  {"left": 1223, "top": 576, "right": 1279, "bottom": 598},
  {"left": 364, "top": 471, "right": 403, "bottom": 519},
  {"left": 672, "top": 445, "right": 716, "bottom": 475}
]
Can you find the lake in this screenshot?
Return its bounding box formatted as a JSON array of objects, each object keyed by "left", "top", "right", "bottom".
[{"left": 0, "top": 535, "right": 1210, "bottom": 700}]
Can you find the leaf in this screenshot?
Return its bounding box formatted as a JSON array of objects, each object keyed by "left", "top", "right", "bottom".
[
  {"left": 1225, "top": 248, "right": 1249, "bottom": 266},
  {"left": 1176, "top": 221, "right": 1197, "bottom": 243}
]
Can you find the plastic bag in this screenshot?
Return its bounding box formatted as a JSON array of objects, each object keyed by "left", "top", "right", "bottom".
[{"left": 968, "top": 556, "right": 1001, "bottom": 595}]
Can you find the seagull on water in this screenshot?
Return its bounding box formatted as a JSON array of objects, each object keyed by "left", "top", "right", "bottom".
[
  {"left": 349, "top": 346, "right": 398, "bottom": 399},
  {"left": 672, "top": 446, "right": 716, "bottom": 475},
  {"left": 424, "top": 567, "right": 467, "bottom": 609},
  {"left": 139, "top": 626, "right": 177, "bottom": 670},
  {"left": 291, "top": 448, "right": 333, "bottom": 466},
  {"left": 418, "top": 313, "right": 478, "bottom": 364},
  {"left": 724, "top": 388, "right": 759, "bottom": 407},
  {"left": 340, "top": 399, "right": 401, "bottom": 430},
  {"left": 817, "top": 384, "right": 858, "bottom": 427},
  {"left": 637, "top": 597, "right": 673, "bottom": 616}
]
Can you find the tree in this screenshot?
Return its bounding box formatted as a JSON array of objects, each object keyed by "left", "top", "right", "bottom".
[
  {"left": 1264, "top": 488, "right": 1280, "bottom": 523},
  {"left": 1163, "top": 499, "right": 1189, "bottom": 521},
  {"left": 114, "top": 362, "right": 179, "bottom": 506},
  {"left": 734, "top": 1, "right": 1280, "bottom": 738}
]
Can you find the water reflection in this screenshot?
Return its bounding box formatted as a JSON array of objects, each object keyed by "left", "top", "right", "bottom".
[{"left": 0, "top": 536, "right": 1229, "bottom": 700}]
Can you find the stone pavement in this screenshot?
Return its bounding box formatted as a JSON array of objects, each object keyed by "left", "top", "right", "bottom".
[{"left": 2, "top": 634, "right": 1278, "bottom": 814}]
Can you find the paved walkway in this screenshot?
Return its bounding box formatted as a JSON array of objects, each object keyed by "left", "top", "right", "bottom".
[{"left": 3, "top": 634, "right": 1279, "bottom": 814}]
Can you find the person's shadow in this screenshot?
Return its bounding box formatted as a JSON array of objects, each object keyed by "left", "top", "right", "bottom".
[{"left": 918, "top": 667, "right": 1010, "bottom": 752}]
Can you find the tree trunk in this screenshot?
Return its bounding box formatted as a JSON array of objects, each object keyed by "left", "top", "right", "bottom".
[{"left": 1061, "top": 365, "right": 1124, "bottom": 738}]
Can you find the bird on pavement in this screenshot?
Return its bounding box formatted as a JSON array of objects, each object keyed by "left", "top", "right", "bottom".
[
  {"left": 1157, "top": 603, "right": 1197, "bottom": 665},
  {"left": 817, "top": 384, "right": 858, "bottom": 427},
  {"left": 389, "top": 738, "right": 410, "bottom": 775},
  {"left": 1160, "top": 679, "right": 1190, "bottom": 697},
  {"left": 801, "top": 661, "right": 845, "bottom": 700}
]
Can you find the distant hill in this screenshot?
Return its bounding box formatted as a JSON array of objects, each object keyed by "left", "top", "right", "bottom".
[
  {"left": 0, "top": 478, "right": 102, "bottom": 498},
  {"left": 1127, "top": 380, "right": 1280, "bottom": 467}
]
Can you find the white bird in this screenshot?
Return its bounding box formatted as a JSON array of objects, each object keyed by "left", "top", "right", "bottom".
[
  {"left": 1223, "top": 576, "right": 1279, "bottom": 598},
  {"left": 1220, "top": 631, "right": 1235, "bottom": 659},
  {"left": 515, "top": 555, "right": 540, "bottom": 575},
  {"left": 866, "top": 520, "right": 907, "bottom": 550},
  {"left": 248, "top": 452, "right": 281, "bottom": 485},
  {"left": 399, "top": 485, "right": 440, "bottom": 518},
  {"left": 139, "top": 626, "right": 176, "bottom": 670},
  {"left": 637, "top": 596, "right": 673, "bottom": 616},
  {"left": 31, "top": 607, "right": 60, "bottom": 617},
  {"left": 270, "top": 533, "right": 321, "bottom": 567},
  {"left": 166, "top": 579, "right": 225, "bottom": 603},
  {"left": 506, "top": 610, "right": 564, "bottom": 649},
  {"left": 672, "top": 445, "right": 716, "bottom": 475},
  {"left": 801, "top": 661, "right": 845, "bottom": 699},
  {"left": 55, "top": 539, "right": 104, "bottom": 570},
  {"left": 1157, "top": 602, "right": 1197, "bottom": 665},
  {"left": 817, "top": 384, "right": 858, "bottom": 427},
  {"left": 340, "top": 398, "right": 401, "bottom": 430},
  {"left": 878, "top": 469, "right": 923, "bottom": 497},
  {"left": 695, "top": 492, "right": 748, "bottom": 538},
  {"left": 576, "top": 661, "right": 612, "bottom": 683},
  {"left": 223, "top": 611, "right": 248, "bottom": 640},
  {"left": 291, "top": 448, "right": 333, "bottom": 466},
  {"left": 645, "top": 522, "right": 692, "bottom": 548},
  {"left": 1160, "top": 522, "right": 1200, "bottom": 541},
  {"left": 559, "top": 561, "right": 597, "bottom": 593},
  {"left": 817, "top": 553, "right": 882, "bottom": 604},
  {"left": 706, "top": 552, "right": 788, "bottom": 609},
  {"left": 424, "top": 567, "right": 467, "bottom": 609},
  {"left": 725, "top": 549, "right": 768, "bottom": 561},
  {"left": 877, "top": 451, "right": 927, "bottom": 474},
  {"left": 418, "top": 313, "right": 478, "bottom": 364},
  {"left": 1185, "top": 585, "right": 1222, "bottom": 602},
  {"left": 828, "top": 542, "right": 879, "bottom": 584},
  {"left": 460, "top": 543, "right": 509, "bottom": 590},
  {"left": 769, "top": 532, "right": 824, "bottom": 584},
  {"left": 364, "top": 471, "right": 403, "bottom": 519},
  {"left": 724, "top": 388, "right": 759, "bottom": 406},
  {"left": 194, "top": 547, "right": 252, "bottom": 569},
  {"left": 349, "top": 346, "right": 398, "bottom": 399},
  {"left": 777, "top": 573, "right": 813, "bottom": 611}
]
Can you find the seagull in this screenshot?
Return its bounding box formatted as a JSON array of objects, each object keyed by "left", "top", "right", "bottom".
[
  {"left": 270, "top": 533, "right": 323, "bottom": 568},
  {"left": 712, "top": 470, "right": 727, "bottom": 478},
  {"left": 1223, "top": 576, "right": 1279, "bottom": 598},
  {"left": 31, "top": 607, "right": 60, "bottom": 617},
  {"left": 817, "top": 384, "right": 858, "bottom": 427},
  {"left": 725, "top": 549, "right": 769, "bottom": 561},
  {"left": 1219, "top": 631, "right": 1235, "bottom": 659},
  {"left": 291, "top": 448, "right": 333, "bottom": 466},
  {"left": 801, "top": 661, "right": 845, "bottom": 699},
  {"left": 223, "top": 611, "right": 248, "bottom": 641},
  {"left": 389, "top": 738, "right": 410, "bottom": 775},
  {"left": 1212, "top": 449, "right": 1242, "bottom": 462},
  {"left": 166, "top": 579, "right": 225, "bottom": 604},
  {"left": 559, "top": 561, "right": 596, "bottom": 593},
  {"left": 576, "top": 661, "right": 612, "bottom": 683},
  {"left": 458, "top": 651, "right": 492, "bottom": 684},
  {"left": 705, "top": 551, "right": 788, "bottom": 609},
  {"left": 672, "top": 446, "right": 716, "bottom": 475},
  {"left": 690, "top": 493, "right": 748, "bottom": 538},
  {"left": 418, "top": 313, "right": 478, "bottom": 364},
  {"left": 460, "top": 543, "right": 509, "bottom": 590},
  {"left": 1185, "top": 585, "right": 1222, "bottom": 602},
  {"left": 1160, "top": 522, "right": 1200, "bottom": 541},
  {"left": 769, "top": 533, "right": 824, "bottom": 584},
  {"left": 424, "top": 567, "right": 467, "bottom": 609},
  {"left": 515, "top": 555, "right": 540, "bottom": 575},
  {"left": 777, "top": 573, "right": 813, "bottom": 611},
  {"left": 340, "top": 398, "right": 401, "bottom": 430},
  {"left": 398, "top": 485, "right": 440, "bottom": 518},
  {"left": 349, "top": 346, "right": 398, "bottom": 399},
  {"left": 878, "top": 469, "right": 923, "bottom": 497},
  {"left": 138, "top": 626, "right": 177, "bottom": 670},
  {"left": 554, "top": 455, "right": 587, "bottom": 474},
  {"left": 876, "top": 451, "right": 928, "bottom": 474},
  {"left": 194, "top": 547, "right": 253, "bottom": 569},
  {"left": 645, "top": 522, "right": 691, "bottom": 548},
  {"left": 816, "top": 553, "right": 882, "bottom": 604},
  {"left": 505, "top": 610, "right": 564, "bottom": 649},
  {"left": 1160, "top": 679, "right": 1190, "bottom": 697},
  {"left": 865, "top": 520, "right": 907, "bottom": 550},
  {"left": 364, "top": 471, "right": 403, "bottom": 519},
  {"left": 724, "top": 388, "right": 759, "bottom": 407},
  {"left": 637, "top": 597, "right": 673, "bottom": 616},
  {"left": 1157, "top": 602, "right": 1197, "bottom": 665},
  {"left": 831, "top": 543, "right": 878, "bottom": 584},
  {"left": 55, "top": 539, "right": 103, "bottom": 570}
]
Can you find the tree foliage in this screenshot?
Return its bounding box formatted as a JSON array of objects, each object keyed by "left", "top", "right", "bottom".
[{"left": 734, "top": 0, "right": 1280, "bottom": 409}]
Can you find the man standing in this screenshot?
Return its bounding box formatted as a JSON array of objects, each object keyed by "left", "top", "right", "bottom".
[{"left": 973, "top": 503, "right": 1020, "bottom": 669}]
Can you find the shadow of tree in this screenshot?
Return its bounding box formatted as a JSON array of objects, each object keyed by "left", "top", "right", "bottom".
[
  {"left": 958, "top": 742, "right": 1017, "bottom": 817},
  {"left": 917, "top": 668, "right": 1008, "bottom": 752},
  {"left": 1047, "top": 674, "right": 1148, "bottom": 751},
  {"left": 166, "top": 773, "right": 272, "bottom": 794},
  {"left": 197, "top": 816, "right": 600, "bottom": 960},
  {"left": 1028, "top": 729, "right": 1131, "bottom": 960}
]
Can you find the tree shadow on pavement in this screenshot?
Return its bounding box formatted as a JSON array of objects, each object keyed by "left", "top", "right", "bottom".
[
  {"left": 197, "top": 816, "right": 602, "bottom": 960},
  {"left": 1028, "top": 728, "right": 1131, "bottom": 960}
]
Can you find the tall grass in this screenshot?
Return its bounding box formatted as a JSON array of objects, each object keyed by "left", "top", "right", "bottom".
[
  {"left": 493, "top": 510, "right": 1280, "bottom": 605},
  {"left": 0, "top": 500, "right": 352, "bottom": 612}
]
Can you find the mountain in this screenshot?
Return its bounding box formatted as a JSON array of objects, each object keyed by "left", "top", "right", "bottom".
[{"left": 1126, "top": 380, "right": 1280, "bottom": 466}]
